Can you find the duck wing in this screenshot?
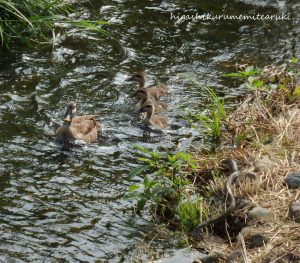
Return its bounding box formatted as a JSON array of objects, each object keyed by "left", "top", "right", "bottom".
[
  {"left": 147, "top": 84, "right": 169, "bottom": 100},
  {"left": 71, "top": 115, "right": 101, "bottom": 143}
]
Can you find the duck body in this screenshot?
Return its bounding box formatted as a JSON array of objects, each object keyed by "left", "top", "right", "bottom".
[
  {"left": 55, "top": 101, "right": 100, "bottom": 144},
  {"left": 131, "top": 88, "right": 168, "bottom": 113},
  {"left": 140, "top": 103, "right": 169, "bottom": 129},
  {"left": 126, "top": 72, "right": 169, "bottom": 100}
]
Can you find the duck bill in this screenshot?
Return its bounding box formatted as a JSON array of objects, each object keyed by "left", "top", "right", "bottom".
[
  {"left": 125, "top": 76, "right": 134, "bottom": 82},
  {"left": 63, "top": 109, "right": 72, "bottom": 122}
]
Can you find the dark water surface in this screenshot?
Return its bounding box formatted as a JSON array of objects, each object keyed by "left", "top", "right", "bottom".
[{"left": 0, "top": 0, "right": 299, "bottom": 262}]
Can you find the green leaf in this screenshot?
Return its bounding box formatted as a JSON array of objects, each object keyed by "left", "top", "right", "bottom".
[
  {"left": 28, "top": 15, "right": 67, "bottom": 21},
  {"left": 167, "top": 154, "right": 177, "bottom": 163},
  {"left": 278, "top": 84, "right": 289, "bottom": 93},
  {"left": 128, "top": 165, "right": 151, "bottom": 179},
  {"left": 147, "top": 181, "right": 157, "bottom": 188},
  {"left": 245, "top": 66, "right": 254, "bottom": 73},
  {"left": 137, "top": 197, "right": 147, "bottom": 211},
  {"left": 131, "top": 144, "right": 151, "bottom": 155},
  {"left": 143, "top": 177, "right": 157, "bottom": 188},
  {"left": 144, "top": 188, "right": 151, "bottom": 196},
  {"left": 123, "top": 191, "right": 142, "bottom": 200},
  {"left": 254, "top": 81, "right": 264, "bottom": 88},
  {"left": 293, "top": 86, "right": 300, "bottom": 95},
  {"left": 221, "top": 73, "right": 244, "bottom": 78},
  {"left": 138, "top": 158, "right": 150, "bottom": 162},
  {"left": 182, "top": 180, "right": 190, "bottom": 185},
  {"left": 290, "top": 57, "right": 297, "bottom": 63},
  {"left": 128, "top": 185, "right": 140, "bottom": 191}
]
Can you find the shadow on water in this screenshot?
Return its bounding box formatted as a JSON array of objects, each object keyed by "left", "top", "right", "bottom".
[{"left": 0, "top": 0, "right": 299, "bottom": 262}]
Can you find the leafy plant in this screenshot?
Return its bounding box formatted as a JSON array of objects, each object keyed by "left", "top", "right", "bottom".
[
  {"left": 222, "top": 66, "right": 263, "bottom": 90},
  {"left": 223, "top": 64, "right": 300, "bottom": 101},
  {"left": 180, "top": 75, "right": 226, "bottom": 140},
  {"left": 124, "top": 145, "right": 198, "bottom": 212}
]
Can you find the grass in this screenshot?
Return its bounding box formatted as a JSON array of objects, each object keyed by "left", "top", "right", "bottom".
[
  {"left": 180, "top": 74, "right": 226, "bottom": 140},
  {"left": 177, "top": 195, "right": 208, "bottom": 230},
  {"left": 0, "top": 0, "right": 112, "bottom": 50}
]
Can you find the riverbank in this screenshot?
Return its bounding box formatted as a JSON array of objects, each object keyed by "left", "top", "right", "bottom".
[
  {"left": 191, "top": 63, "right": 300, "bottom": 262},
  {"left": 125, "top": 62, "right": 299, "bottom": 262}
]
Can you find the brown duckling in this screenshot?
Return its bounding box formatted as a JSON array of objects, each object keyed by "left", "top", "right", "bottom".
[
  {"left": 140, "top": 103, "right": 169, "bottom": 129},
  {"left": 55, "top": 101, "right": 100, "bottom": 144},
  {"left": 126, "top": 71, "right": 169, "bottom": 100},
  {"left": 131, "top": 88, "right": 168, "bottom": 113}
]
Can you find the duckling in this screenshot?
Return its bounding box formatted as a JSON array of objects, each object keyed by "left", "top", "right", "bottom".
[
  {"left": 140, "top": 103, "right": 169, "bottom": 129},
  {"left": 131, "top": 88, "right": 168, "bottom": 113},
  {"left": 126, "top": 72, "right": 169, "bottom": 100},
  {"left": 55, "top": 101, "right": 100, "bottom": 144}
]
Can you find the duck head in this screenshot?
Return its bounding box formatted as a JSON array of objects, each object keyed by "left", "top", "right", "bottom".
[
  {"left": 127, "top": 87, "right": 149, "bottom": 99},
  {"left": 141, "top": 103, "right": 154, "bottom": 115},
  {"left": 126, "top": 72, "right": 147, "bottom": 87},
  {"left": 63, "top": 101, "right": 77, "bottom": 122}
]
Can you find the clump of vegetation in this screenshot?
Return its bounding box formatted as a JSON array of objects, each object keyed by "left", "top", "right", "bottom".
[
  {"left": 0, "top": 0, "right": 111, "bottom": 49},
  {"left": 177, "top": 195, "right": 207, "bottom": 230},
  {"left": 124, "top": 145, "right": 208, "bottom": 230},
  {"left": 180, "top": 75, "right": 226, "bottom": 140}
]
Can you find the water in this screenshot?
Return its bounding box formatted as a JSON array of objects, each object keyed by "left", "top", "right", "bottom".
[{"left": 0, "top": 0, "right": 299, "bottom": 262}]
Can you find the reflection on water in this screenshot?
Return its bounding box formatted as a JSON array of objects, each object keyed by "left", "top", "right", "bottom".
[{"left": 0, "top": 0, "right": 299, "bottom": 262}]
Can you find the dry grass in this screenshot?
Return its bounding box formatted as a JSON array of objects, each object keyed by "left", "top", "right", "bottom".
[{"left": 191, "top": 65, "right": 300, "bottom": 262}]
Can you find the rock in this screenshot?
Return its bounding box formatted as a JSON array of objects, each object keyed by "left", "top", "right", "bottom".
[
  {"left": 289, "top": 201, "right": 300, "bottom": 222},
  {"left": 226, "top": 250, "right": 243, "bottom": 263},
  {"left": 248, "top": 207, "right": 270, "bottom": 219},
  {"left": 200, "top": 252, "right": 224, "bottom": 263},
  {"left": 154, "top": 248, "right": 206, "bottom": 263},
  {"left": 285, "top": 172, "right": 300, "bottom": 189},
  {"left": 237, "top": 199, "right": 248, "bottom": 209},
  {"left": 240, "top": 227, "right": 252, "bottom": 238},
  {"left": 236, "top": 170, "right": 256, "bottom": 185},
  {"left": 254, "top": 157, "right": 275, "bottom": 172},
  {"left": 249, "top": 233, "right": 268, "bottom": 247}
]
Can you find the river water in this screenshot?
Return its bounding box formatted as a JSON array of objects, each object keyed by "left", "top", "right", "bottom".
[{"left": 0, "top": 0, "right": 299, "bottom": 262}]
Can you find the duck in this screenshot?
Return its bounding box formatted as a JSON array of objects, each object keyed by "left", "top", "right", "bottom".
[
  {"left": 140, "top": 103, "right": 169, "bottom": 129},
  {"left": 130, "top": 88, "right": 168, "bottom": 113},
  {"left": 126, "top": 71, "right": 169, "bottom": 100},
  {"left": 55, "top": 101, "right": 100, "bottom": 144}
]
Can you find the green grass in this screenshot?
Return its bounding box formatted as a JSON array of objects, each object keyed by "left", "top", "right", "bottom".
[
  {"left": 0, "top": 0, "right": 112, "bottom": 50},
  {"left": 180, "top": 75, "right": 226, "bottom": 140},
  {"left": 177, "top": 195, "right": 207, "bottom": 230}
]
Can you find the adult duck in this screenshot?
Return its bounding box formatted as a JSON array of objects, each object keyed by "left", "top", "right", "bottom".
[{"left": 55, "top": 101, "right": 100, "bottom": 144}]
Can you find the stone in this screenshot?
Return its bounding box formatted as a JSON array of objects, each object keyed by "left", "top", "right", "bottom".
[
  {"left": 254, "top": 157, "right": 275, "bottom": 172},
  {"left": 226, "top": 250, "right": 243, "bottom": 263},
  {"left": 240, "top": 227, "right": 252, "bottom": 238},
  {"left": 236, "top": 170, "right": 257, "bottom": 185},
  {"left": 285, "top": 172, "right": 300, "bottom": 189},
  {"left": 248, "top": 207, "right": 270, "bottom": 219},
  {"left": 249, "top": 233, "right": 268, "bottom": 247},
  {"left": 237, "top": 199, "right": 248, "bottom": 209},
  {"left": 200, "top": 252, "right": 224, "bottom": 263},
  {"left": 289, "top": 201, "right": 300, "bottom": 222}
]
